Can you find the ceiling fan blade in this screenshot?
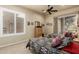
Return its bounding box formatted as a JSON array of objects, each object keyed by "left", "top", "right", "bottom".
[
  {"left": 42, "top": 5, "right": 58, "bottom": 15},
  {"left": 47, "top": 7, "right": 53, "bottom": 12},
  {"left": 51, "top": 10, "right": 58, "bottom": 12},
  {"left": 48, "top": 12, "right": 52, "bottom": 14},
  {"left": 50, "top": 7, "right": 53, "bottom": 10}
]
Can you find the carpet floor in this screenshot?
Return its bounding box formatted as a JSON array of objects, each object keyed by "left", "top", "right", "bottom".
[{"left": 0, "top": 42, "right": 31, "bottom": 54}]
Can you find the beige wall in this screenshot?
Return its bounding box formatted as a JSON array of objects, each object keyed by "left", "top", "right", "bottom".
[
  {"left": 1, "top": 5, "right": 79, "bottom": 46},
  {"left": 45, "top": 6, "right": 79, "bottom": 34},
  {"left": 0, "top": 5, "right": 45, "bottom": 46},
  {"left": 45, "top": 16, "right": 54, "bottom": 34}
]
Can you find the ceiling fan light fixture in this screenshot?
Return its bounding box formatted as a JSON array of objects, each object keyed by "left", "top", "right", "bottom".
[
  {"left": 42, "top": 10, "right": 46, "bottom": 13},
  {"left": 42, "top": 5, "right": 58, "bottom": 15}
]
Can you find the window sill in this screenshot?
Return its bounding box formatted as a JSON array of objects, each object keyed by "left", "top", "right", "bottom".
[{"left": 0, "top": 32, "right": 25, "bottom": 37}]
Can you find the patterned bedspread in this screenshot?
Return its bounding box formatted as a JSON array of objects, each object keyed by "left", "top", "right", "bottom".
[{"left": 26, "top": 33, "right": 73, "bottom": 54}]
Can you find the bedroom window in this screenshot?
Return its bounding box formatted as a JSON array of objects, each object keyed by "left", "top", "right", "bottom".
[
  {"left": 3, "top": 11, "right": 15, "bottom": 34},
  {"left": 57, "top": 14, "right": 78, "bottom": 34},
  {"left": 0, "top": 7, "right": 26, "bottom": 37},
  {"left": 16, "top": 14, "right": 24, "bottom": 33}
]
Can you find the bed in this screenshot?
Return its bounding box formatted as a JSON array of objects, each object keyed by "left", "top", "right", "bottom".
[{"left": 26, "top": 32, "right": 79, "bottom": 54}]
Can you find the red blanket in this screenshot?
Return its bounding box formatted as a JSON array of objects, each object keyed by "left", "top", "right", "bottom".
[{"left": 62, "top": 42, "right": 79, "bottom": 54}]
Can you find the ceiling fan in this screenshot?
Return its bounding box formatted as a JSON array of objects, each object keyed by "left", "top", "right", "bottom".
[{"left": 42, "top": 5, "right": 58, "bottom": 15}]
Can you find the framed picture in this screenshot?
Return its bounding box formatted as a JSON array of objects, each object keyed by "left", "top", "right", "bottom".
[
  {"left": 35, "top": 21, "right": 40, "bottom": 26},
  {"left": 27, "top": 21, "right": 30, "bottom": 25},
  {"left": 31, "top": 22, "right": 34, "bottom": 25}
]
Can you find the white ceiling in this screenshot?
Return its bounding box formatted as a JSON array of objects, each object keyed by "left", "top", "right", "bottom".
[{"left": 20, "top": 5, "right": 78, "bottom": 14}]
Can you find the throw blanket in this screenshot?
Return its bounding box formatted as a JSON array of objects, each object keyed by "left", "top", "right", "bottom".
[
  {"left": 26, "top": 32, "right": 74, "bottom": 54},
  {"left": 62, "top": 42, "right": 79, "bottom": 54}
]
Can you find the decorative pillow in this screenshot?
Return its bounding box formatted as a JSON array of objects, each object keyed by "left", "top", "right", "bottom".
[
  {"left": 47, "top": 33, "right": 53, "bottom": 38},
  {"left": 63, "top": 37, "right": 73, "bottom": 46},
  {"left": 64, "top": 32, "right": 73, "bottom": 37},
  {"left": 57, "top": 37, "right": 73, "bottom": 49},
  {"left": 52, "top": 36, "right": 61, "bottom": 47},
  {"left": 47, "top": 33, "right": 58, "bottom": 38}
]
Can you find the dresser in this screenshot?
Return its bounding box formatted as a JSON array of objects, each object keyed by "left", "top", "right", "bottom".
[{"left": 34, "top": 26, "right": 43, "bottom": 37}]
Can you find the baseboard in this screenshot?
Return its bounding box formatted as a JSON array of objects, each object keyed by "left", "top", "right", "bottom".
[{"left": 0, "top": 40, "right": 28, "bottom": 48}]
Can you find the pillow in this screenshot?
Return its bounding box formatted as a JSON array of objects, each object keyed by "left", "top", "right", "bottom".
[
  {"left": 63, "top": 37, "right": 73, "bottom": 44},
  {"left": 57, "top": 37, "right": 73, "bottom": 49},
  {"left": 72, "top": 33, "right": 78, "bottom": 38},
  {"left": 47, "top": 33, "right": 58, "bottom": 38},
  {"left": 51, "top": 36, "right": 61, "bottom": 47},
  {"left": 47, "top": 34, "right": 53, "bottom": 38},
  {"left": 64, "top": 32, "right": 73, "bottom": 38}
]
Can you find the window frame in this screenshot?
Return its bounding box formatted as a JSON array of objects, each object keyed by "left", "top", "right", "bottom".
[
  {"left": 0, "top": 7, "right": 26, "bottom": 37},
  {"left": 57, "top": 13, "right": 78, "bottom": 34}
]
